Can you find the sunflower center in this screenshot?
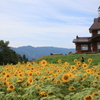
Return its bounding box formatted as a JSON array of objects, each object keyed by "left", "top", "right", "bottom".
[
  {"left": 6, "top": 75, "right": 10, "bottom": 77},
  {"left": 64, "top": 75, "right": 69, "bottom": 80},
  {"left": 10, "top": 85, "right": 14, "bottom": 89},
  {"left": 86, "top": 96, "right": 92, "bottom": 100}
]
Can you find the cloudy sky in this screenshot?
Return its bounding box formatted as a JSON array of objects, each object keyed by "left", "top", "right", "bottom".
[{"left": 0, "top": 0, "right": 100, "bottom": 48}]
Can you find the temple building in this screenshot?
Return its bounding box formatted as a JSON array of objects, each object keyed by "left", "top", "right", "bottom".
[{"left": 73, "top": 6, "right": 100, "bottom": 54}]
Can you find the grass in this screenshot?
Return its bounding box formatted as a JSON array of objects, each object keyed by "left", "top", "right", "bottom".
[{"left": 35, "top": 53, "right": 100, "bottom": 66}]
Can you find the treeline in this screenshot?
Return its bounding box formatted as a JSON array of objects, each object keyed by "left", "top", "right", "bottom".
[{"left": 0, "top": 40, "right": 28, "bottom": 65}]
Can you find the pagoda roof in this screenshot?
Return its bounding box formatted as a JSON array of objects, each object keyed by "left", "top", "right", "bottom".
[
  {"left": 73, "top": 37, "right": 91, "bottom": 43},
  {"left": 89, "top": 17, "right": 100, "bottom": 32}
]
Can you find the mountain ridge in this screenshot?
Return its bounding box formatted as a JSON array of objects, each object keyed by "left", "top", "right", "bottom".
[{"left": 10, "top": 45, "right": 75, "bottom": 60}]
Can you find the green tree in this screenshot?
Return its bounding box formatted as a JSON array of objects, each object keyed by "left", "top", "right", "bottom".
[
  {"left": 22, "top": 54, "right": 28, "bottom": 63},
  {"left": 0, "top": 40, "right": 23, "bottom": 65}
]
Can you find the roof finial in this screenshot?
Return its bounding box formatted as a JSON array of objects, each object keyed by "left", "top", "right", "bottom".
[
  {"left": 76, "top": 35, "right": 78, "bottom": 39},
  {"left": 98, "top": 6, "right": 100, "bottom": 17}
]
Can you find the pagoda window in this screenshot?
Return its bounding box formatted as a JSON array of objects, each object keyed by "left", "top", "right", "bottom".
[
  {"left": 98, "top": 30, "right": 100, "bottom": 34},
  {"left": 81, "top": 44, "right": 88, "bottom": 50},
  {"left": 98, "top": 18, "right": 100, "bottom": 22}
]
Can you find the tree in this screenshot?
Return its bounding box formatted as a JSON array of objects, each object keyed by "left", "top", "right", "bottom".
[
  {"left": 0, "top": 40, "right": 23, "bottom": 65},
  {"left": 22, "top": 54, "right": 28, "bottom": 63}
]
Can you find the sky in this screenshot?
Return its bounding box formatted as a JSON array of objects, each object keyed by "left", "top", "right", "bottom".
[{"left": 0, "top": 0, "right": 100, "bottom": 48}]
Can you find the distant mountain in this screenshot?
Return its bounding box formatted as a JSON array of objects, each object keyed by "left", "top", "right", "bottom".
[{"left": 10, "top": 46, "right": 75, "bottom": 60}]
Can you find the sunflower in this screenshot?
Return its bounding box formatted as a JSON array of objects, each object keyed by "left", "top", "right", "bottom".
[
  {"left": 36, "top": 71, "right": 41, "bottom": 75},
  {"left": 27, "top": 71, "right": 33, "bottom": 77},
  {"left": 30, "top": 67, "right": 34, "bottom": 70},
  {"left": 18, "top": 72, "right": 24, "bottom": 79},
  {"left": 16, "top": 80, "right": 23, "bottom": 83},
  {"left": 84, "top": 95, "right": 94, "bottom": 100},
  {"left": 53, "top": 73, "right": 58, "bottom": 77},
  {"left": 68, "top": 86, "right": 76, "bottom": 91},
  {"left": 4, "top": 80, "right": 11, "bottom": 85},
  {"left": 74, "top": 59, "right": 78, "bottom": 63},
  {"left": 92, "top": 93, "right": 99, "bottom": 96},
  {"left": 95, "top": 75, "right": 100, "bottom": 80},
  {"left": 6, "top": 79, "right": 11, "bottom": 85},
  {"left": 83, "top": 73, "right": 88, "bottom": 79},
  {"left": 64, "top": 62, "right": 69, "bottom": 66},
  {"left": 82, "top": 63, "right": 88, "bottom": 69},
  {"left": 17, "top": 62, "right": 21, "bottom": 65},
  {"left": 77, "top": 61, "right": 81, "bottom": 65},
  {"left": 88, "top": 58, "right": 92, "bottom": 62},
  {"left": 55, "top": 80, "right": 62, "bottom": 84},
  {"left": 58, "top": 60, "right": 62, "bottom": 63},
  {"left": 40, "top": 60, "right": 47, "bottom": 66},
  {"left": 4, "top": 73, "right": 10, "bottom": 79},
  {"left": 91, "top": 67, "right": 96, "bottom": 70},
  {"left": 7, "top": 84, "right": 15, "bottom": 91},
  {"left": 39, "top": 91, "right": 47, "bottom": 97},
  {"left": 68, "top": 72, "right": 76, "bottom": 78},
  {"left": 91, "top": 68, "right": 96, "bottom": 73},
  {"left": 62, "top": 73, "right": 70, "bottom": 82},
  {"left": 86, "top": 69, "right": 91, "bottom": 74},
  {"left": 40, "top": 65, "right": 44, "bottom": 69},
  {"left": 57, "top": 69, "right": 61, "bottom": 73},
  {"left": 70, "top": 65, "right": 76, "bottom": 71},
  {"left": 2, "top": 71, "right": 7, "bottom": 75},
  {"left": 27, "top": 77, "right": 33, "bottom": 85},
  {"left": 77, "top": 65, "right": 81, "bottom": 69},
  {"left": 26, "top": 62, "right": 32, "bottom": 66}
]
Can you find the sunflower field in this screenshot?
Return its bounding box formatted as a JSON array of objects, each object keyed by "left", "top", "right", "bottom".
[{"left": 0, "top": 58, "right": 100, "bottom": 100}]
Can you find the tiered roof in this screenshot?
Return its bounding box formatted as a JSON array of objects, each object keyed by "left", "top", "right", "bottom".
[
  {"left": 73, "top": 36, "right": 91, "bottom": 43},
  {"left": 89, "top": 17, "right": 100, "bottom": 32}
]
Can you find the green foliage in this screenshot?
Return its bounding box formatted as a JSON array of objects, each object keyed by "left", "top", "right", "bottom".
[
  {"left": 0, "top": 40, "right": 23, "bottom": 65},
  {"left": 22, "top": 54, "right": 28, "bottom": 63}
]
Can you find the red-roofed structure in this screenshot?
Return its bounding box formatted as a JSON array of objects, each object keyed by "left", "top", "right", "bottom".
[{"left": 73, "top": 7, "right": 100, "bottom": 54}]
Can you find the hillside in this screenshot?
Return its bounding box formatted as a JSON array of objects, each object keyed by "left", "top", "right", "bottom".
[
  {"left": 10, "top": 46, "right": 75, "bottom": 60},
  {"left": 34, "top": 53, "right": 100, "bottom": 66}
]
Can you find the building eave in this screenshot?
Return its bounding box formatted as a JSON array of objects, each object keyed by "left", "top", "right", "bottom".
[
  {"left": 89, "top": 34, "right": 100, "bottom": 41},
  {"left": 73, "top": 37, "right": 91, "bottom": 43}
]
